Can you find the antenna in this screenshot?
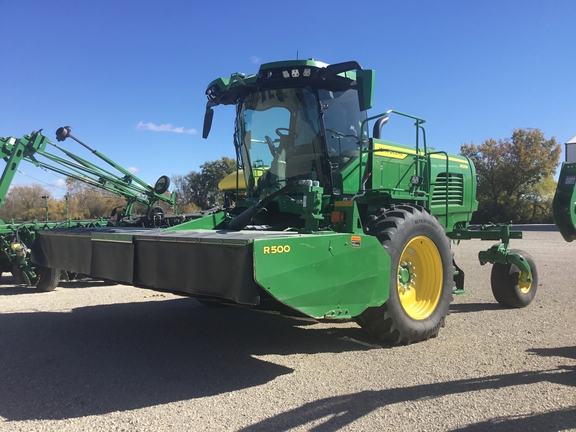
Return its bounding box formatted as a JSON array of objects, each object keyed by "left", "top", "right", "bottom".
[{"left": 297, "top": 51, "right": 299, "bottom": 60}]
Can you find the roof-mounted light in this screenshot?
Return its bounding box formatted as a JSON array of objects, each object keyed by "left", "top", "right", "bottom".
[
  {"left": 256, "top": 62, "right": 355, "bottom": 86},
  {"left": 258, "top": 70, "right": 275, "bottom": 80},
  {"left": 206, "top": 84, "right": 220, "bottom": 101},
  {"left": 277, "top": 67, "right": 315, "bottom": 79}
]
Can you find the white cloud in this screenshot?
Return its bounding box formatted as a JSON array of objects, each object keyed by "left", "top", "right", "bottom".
[
  {"left": 127, "top": 167, "right": 139, "bottom": 174},
  {"left": 250, "top": 55, "right": 261, "bottom": 64},
  {"left": 136, "top": 121, "right": 197, "bottom": 135},
  {"left": 51, "top": 178, "right": 67, "bottom": 189}
]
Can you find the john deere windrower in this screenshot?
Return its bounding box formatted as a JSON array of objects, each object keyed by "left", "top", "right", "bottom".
[{"left": 32, "top": 60, "right": 538, "bottom": 344}]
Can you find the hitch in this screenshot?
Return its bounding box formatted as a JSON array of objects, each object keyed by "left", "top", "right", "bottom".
[{"left": 477, "top": 224, "right": 533, "bottom": 283}]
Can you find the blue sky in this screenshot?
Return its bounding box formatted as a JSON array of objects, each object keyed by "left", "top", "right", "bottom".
[{"left": 1, "top": 0, "right": 575, "bottom": 198}]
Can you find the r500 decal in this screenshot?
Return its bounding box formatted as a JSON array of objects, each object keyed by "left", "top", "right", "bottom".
[{"left": 263, "top": 245, "right": 291, "bottom": 254}]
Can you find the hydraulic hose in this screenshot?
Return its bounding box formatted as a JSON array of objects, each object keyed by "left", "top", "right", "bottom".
[{"left": 227, "top": 183, "right": 292, "bottom": 231}]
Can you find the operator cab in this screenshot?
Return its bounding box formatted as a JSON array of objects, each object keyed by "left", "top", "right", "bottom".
[
  {"left": 203, "top": 60, "right": 374, "bottom": 228},
  {"left": 238, "top": 86, "right": 367, "bottom": 197}
]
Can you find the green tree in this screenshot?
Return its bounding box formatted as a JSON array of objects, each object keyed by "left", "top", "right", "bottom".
[
  {"left": 174, "top": 157, "right": 236, "bottom": 210},
  {"left": 510, "top": 176, "right": 557, "bottom": 223},
  {"left": 460, "top": 128, "right": 561, "bottom": 223},
  {"left": 64, "top": 178, "right": 126, "bottom": 219},
  {"left": 0, "top": 184, "right": 52, "bottom": 221}
]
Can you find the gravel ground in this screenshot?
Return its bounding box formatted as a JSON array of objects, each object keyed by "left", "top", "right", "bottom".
[{"left": 1, "top": 228, "right": 575, "bottom": 431}]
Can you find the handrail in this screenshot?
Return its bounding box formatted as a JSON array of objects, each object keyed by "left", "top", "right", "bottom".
[
  {"left": 355, "top": 110, "right": 427, "bottom": 199},
  {"left": 427, "top": 150, "right": 451, "bottom": 224}
]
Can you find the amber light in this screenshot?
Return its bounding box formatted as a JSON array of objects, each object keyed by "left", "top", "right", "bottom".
[{"left": 331, "top": 211, "right": 346, "bottom": 223}]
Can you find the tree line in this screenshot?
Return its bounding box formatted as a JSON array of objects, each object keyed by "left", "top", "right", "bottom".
[
  {"left": 0, "top": 180, "right": 142, "bottom": 222},
  {"left": 0, "top": 130, "right": 561, "bottom": 224},
  {"left": 0, "top": 157, "right": 237, "bottom": 222},
  {"left": 460, "top": 128, "right": 560, "bottom": 224}
]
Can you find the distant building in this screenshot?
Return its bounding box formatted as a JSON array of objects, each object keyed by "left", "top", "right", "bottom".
[{"left": 567, "top": 134, "right": 576, "bottom": 163}]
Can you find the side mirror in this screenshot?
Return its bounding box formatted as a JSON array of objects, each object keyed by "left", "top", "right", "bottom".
[
  {"left": 202, "top": 107, "right": 214, "bottom": 139},
  {"left": 356, "top": 69, "right": 375, "bottom": 111}
]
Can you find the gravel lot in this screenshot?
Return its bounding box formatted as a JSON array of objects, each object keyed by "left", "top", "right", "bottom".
[{"left": 1, "top": 228, "right": 575, "bottom": 431}]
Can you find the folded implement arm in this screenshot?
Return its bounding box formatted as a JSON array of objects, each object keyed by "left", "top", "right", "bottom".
[
  {"left": 0, "top": 129, "right": 175, "bottom": 215},
  {"left": 0, "top": 129, "right": 176, "bottom": 290}
]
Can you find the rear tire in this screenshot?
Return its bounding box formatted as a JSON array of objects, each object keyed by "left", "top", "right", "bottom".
[
  {"left": 491, "top": 249, "right": 537, "bottom": 308},
  {"left": 356, "top": 205, "right": 454, "bottom": 345}
]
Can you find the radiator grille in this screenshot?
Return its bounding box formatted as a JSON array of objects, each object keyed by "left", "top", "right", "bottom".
[{"left": 431, "top": 173, "right": 464, "bottom": 206}]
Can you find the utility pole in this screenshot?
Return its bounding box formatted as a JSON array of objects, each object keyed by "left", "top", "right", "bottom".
[
  {"left": 41, "top": 195, "right": 49, "bottom": 221},
  {"left": 64, "top": 194, "right": 69, "bottom": 219}
]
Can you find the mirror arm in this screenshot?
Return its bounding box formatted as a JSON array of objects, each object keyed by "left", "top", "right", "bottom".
[{"left": 202, "top": 101, "right": 217, "bottom": 139}]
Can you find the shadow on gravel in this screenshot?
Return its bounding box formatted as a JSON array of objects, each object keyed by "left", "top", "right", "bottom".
[
  {"left": 0, "top": 298, "right": 378, "bottom": 421},
  {"left": 239, "top": 348, "right": 576, "bottom": 431},
  {"left": 449, "top": 406, "right": 576, "bottom": 431},
  {"left": 0, "top": 285, "right": 33, "bottom": 295},
  {"left": 449, "top": 302, "right": 504, "bottom": 313},
  {"left": 0, "top": 276, "right": 115, "bottom": 295},
  {"left": 529, "top": 345, "right": 576, "bottom": 361}
]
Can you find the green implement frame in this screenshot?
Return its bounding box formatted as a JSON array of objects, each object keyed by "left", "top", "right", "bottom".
[
  {"left": 0, "top": 128, "right": 178, "bottom": 289},
  {"left": 0, "top": 129, "right": 175, "bottom": 216}
]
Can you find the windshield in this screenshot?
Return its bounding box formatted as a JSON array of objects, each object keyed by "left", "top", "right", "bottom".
[
  {"left": 319, "top": 88, "right": 367, "bottom": 171},
  {"left": 238, "top": 87, "right": 327, "bottom": 193}
]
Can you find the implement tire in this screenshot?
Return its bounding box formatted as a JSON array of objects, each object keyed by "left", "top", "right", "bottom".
[
  {"left": 356, "top": 205, "right": 454, "bottom": 345},
  {"left": 34, "top": 266, "right": 61, "bottom": 292},
  {"left": 491, "top": 249, "right": 537, "bottom": 308},
  {"left": 12, "top": 265, "right": 31, "bottom": 286}
]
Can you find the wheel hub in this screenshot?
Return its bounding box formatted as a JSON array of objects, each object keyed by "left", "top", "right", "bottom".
[{"left": 398, "top": 264, "right": 412, "bottom": 287}]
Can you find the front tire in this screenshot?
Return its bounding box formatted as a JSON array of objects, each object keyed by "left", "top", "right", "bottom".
[
  {"left": 356, "top": 205, "right": 454, "bottom": 345},
  {"left": 491, "top": 249, "right": 537, "bottom": 308}
]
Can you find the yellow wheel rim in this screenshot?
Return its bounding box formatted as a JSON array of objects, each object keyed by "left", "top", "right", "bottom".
[
  {"left": 518, "top": 271, "right": 532, "bottom": 294},
  {"left": 397, "top": 236, "right": 443, "bottom": 320}
]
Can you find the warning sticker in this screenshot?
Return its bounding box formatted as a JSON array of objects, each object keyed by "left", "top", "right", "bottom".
[
  {"left": 565, "top": 175, "right": 576, "bottom": 186},
  {"left": 351, "top": 236, "right": 361, "bottom": 248}
]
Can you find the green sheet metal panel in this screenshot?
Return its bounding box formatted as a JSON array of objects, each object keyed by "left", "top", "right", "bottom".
[
  {"left": 253, "top": 232, "right": 391, "bottom": 319},
  {"left": 426, "top": 151, "right": 478, "bottom": 231},
  {"left": 552, "top": 162, "right": 576, "bottom": 242}
]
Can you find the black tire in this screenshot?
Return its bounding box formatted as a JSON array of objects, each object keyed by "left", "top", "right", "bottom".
[
  {"left": 146, "top": 206, "right": 165, "bottom": 222},
  {"left": 154, "top": 175, "right": 171, "bottom": 194},
  {"left": 12, "top": 265, "right": 31, "bottom": 286},
  {"left": 356, "top": 205, "right": 454, "bottom": 345},
  {"left": 34, "top": 266, "right": 61, "bottom": 292},
  {"left": 491, "top": 249, "right": 537, "bottom": 308}
]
